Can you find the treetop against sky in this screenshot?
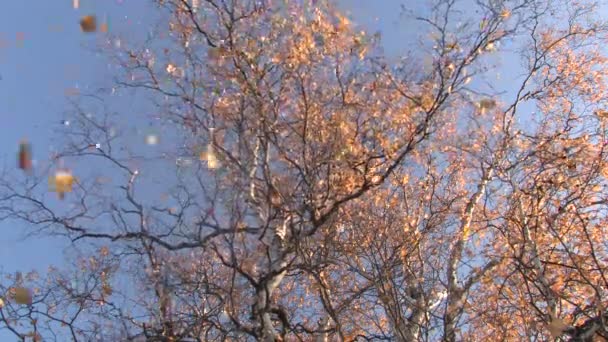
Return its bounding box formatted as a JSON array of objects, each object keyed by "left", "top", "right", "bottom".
[{"left": 2, "top": 0, "right": 608, "bottom": 341}]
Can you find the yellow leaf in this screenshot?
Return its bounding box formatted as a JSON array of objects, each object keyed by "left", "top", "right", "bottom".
[
  {"left": 49, "top": 170, "right": 74, "bottom": 194},
  {"left": 207, "top": 144, "right": 219, "bottom": 169}
]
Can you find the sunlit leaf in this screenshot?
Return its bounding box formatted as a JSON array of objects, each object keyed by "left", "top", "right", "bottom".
[{"left": 13, "top": 287, "right": 31, "bottom": 305}]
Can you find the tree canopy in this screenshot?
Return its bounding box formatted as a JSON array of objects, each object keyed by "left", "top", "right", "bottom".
[{"left": 2, "top": 0, "right": 608, "bottom": 341}]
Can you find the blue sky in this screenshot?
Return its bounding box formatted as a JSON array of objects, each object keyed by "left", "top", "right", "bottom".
[
  {"left": 0, "top": 1, "right": 156, "bottom": 339},
  {"left": 0, "top": 0, "right": 417, "bottom": 283},
  {"left": 0, "top": 0, "right": 152, "bottom": 273},
  {"left": 0, "top": 0, "right": 529, "bottom": 339}
]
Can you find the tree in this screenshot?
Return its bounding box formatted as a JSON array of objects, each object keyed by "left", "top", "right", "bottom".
[{"left": 1, "top": 0, "right": 608, "bottom": 340}]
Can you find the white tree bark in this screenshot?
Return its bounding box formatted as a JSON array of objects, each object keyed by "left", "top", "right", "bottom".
[
  {"left": 444, "top": 170, "right": 492, "bottom": 341},
  {"left": 315, "top": 316, "right": 332, "bottom": 342},
  {"left": 256, "top": 217, "right": 289, "bottom": 341}
]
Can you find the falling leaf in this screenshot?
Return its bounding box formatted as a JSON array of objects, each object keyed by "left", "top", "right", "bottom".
[
  {"left": 73, "top": 0, "right": 79, "bottom": 9},
  {"left": 13, "top": 287, "right": 31, "bottom": 305},
  {"left": 55, "top": 171, "right": 74, "bottom": 192},
  {"left": 80, "top": 15, "right": 97, "bottom": 33},
  {"left": 49, "top": 169, "right": 75, "bottom": 199},
  {"left": 166, "top": 63, "right": 176, "bottom": 74},
  {"left": 18, "top": 140, "right": 32, "bottom": 171},
  {"left": 207, "top": 144, "right": 218, "bottom": 169},
  {"left": 166, "top": 64, "right": 184, "bottom": 78}
]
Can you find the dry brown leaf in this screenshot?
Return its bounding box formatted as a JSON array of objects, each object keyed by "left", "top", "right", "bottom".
[
  {"left": 80, "top": 15, "right": 97, "bottom": 33},
  {"left": 14, "top": 287, "right": 31, "bottom": 305}
]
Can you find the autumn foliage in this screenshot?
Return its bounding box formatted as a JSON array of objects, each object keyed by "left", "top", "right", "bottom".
[{"left": 2, "top": 0, "right": 608, "bottom": 341}]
